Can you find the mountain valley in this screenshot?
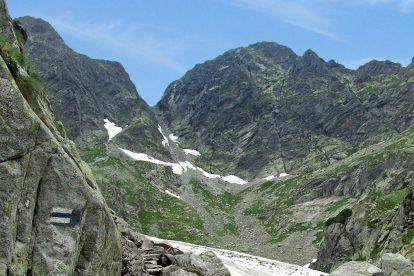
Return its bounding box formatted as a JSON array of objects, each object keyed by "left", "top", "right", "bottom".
[{"left": 1, "top": 1, "right": 414, "bottom": 274}]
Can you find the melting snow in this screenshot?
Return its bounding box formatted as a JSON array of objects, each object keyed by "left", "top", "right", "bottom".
[
  {"left": 165, "top": 190, "right": 180, "bottom": 199},
  {"left": 171, "top": 163, "right": 184, "bottom": 175},
  {"left": 222, "top": 175, "right": 247, "bottom": 185},
  {"left": 158, "top": 125, "right": 169, "bottom": 147},
  {"left": 183, "top": 149, "right": 201, "bottom": 156},
  {"left": 103, "top": 119, "right": 123, "bottom": 141},
  {"left": 197, "top": 167, "right": 222, "bottom": 179},
  {"left": 119, "top": 148, "right": 247, "bottom": 185},
  {"left": 119, "top": 149, "right": 172, "bottom": 166},
  {"left": 304, "top": 259, "right": 318, "bottom": 268},
  {"left": 146, "top": 236, "right": 327, "bottom": 276},
  {"left": 169, "top": 133, "right": 179, "bottom": 142},
  {"left": 279, "top": 173, "right": 291, "bottom": 178},
  {"left": 263, "top": 175, "right": 275, "bottom": 181},
  {"left": 179, "top": 161, "right": 197, "bottom": 172}
]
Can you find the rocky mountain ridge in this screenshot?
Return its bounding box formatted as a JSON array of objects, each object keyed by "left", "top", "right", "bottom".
[
  {"left": 157, "top": 42, "right": 414, "bottom": 180},
  {"left": 18, "top": 16, "right": 164, "bottom": 153}
]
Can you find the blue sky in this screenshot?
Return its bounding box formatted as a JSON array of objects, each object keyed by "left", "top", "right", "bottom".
[{"left": 7, "top": 0, "right": 414, "bottom": 105}]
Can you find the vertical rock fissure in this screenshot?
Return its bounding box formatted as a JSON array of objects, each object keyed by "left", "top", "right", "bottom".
[{"left": 27, "top": 153, "right": 52, "bottom": 273}]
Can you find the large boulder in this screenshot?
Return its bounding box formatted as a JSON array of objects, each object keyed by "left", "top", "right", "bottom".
[
  {"left": 166, "top": 251, "right": 231, "bottom": 276},
  {"left": 311, "top": 222, "right": 354, "bottom": 272},
  {"left": 331, "top": 261, "right": 384, "bottom": 276},
  {"left": 379, "top": 253, "right": 414, "bottom": 276}
]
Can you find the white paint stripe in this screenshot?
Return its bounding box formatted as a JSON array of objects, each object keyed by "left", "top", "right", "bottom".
[
  {"left": 52, "top": 208, "right": 72, "bottom": 214},
  {"left": 50, "top": 217, "right": 71, "bottom": 224}
]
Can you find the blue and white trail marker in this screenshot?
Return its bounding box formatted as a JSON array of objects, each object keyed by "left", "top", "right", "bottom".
[{"left": 50, "top": 207, "right": 73, "bottom": 224}]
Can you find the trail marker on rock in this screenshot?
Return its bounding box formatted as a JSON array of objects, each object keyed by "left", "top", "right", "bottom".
[{"left": 50, "top": 207, "right": 81, "bottom": 225}]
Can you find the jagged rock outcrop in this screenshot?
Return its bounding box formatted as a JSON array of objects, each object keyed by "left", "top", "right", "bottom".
[
  {"left": 157, "top": 42, "right": 414, "bottom": 179},
  {"left": 312, "top": 180, "right": 414, "bottom": 273},
  {"left": 0, "top": 1, "right": 122, "bottom": 274}
]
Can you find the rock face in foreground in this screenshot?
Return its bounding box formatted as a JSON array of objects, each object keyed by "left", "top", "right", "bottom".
[{"left": 0, "top": 1, "right": 122, "bottom": 274}]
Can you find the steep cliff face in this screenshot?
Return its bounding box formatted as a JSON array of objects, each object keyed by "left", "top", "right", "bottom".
[
  {"left": 18, "top": 16, "right": 162, "bottom": 152},
  {"left": 157, "top": 42, "right": 414, "bottom": 180},
  {"left": 0, "top": 2, "right": 122, "bottom": 274}
]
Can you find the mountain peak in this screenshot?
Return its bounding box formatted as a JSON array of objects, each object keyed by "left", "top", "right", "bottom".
[
  {"left": 300, "top": 49, "right": 328, "bottom": 73},
  {"left": 303, "top": 49, "right": 319, "bottom": 58},
  {"left": 17, "top": 16, "right": 65, "bottom": 47},
  {"left": 19, "top": 16, "right": 156, "bottom": 148},
  {"left": 355, "top": 59, "right": 402, "bottom": 83}
]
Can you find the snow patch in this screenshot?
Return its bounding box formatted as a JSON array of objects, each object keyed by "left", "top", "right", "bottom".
[
  {"left": 119, "top": 149, "right": 171, "bottom": 166},
  {"left": 263, "top": 175, "right": 275, "bottom": 181},
  {"left": 183, "top": 149, "right": 201, "bottom": 156},
  {"left": 222, "top": 175, "right": 248, "bottom": 185},
  {"left": 119, "top": 148, "right": 247, "bottom": 184},
  {"left": 169, "top": 133, "right": 179, "bottom": 142},
  {"left": 165, "top": 190, "right": 180, "bottom": 199},
  {"left": 146, "top": 236, "right": 327, "bottom": 276},
  {"left": 303, "top": 259, "right": 318, "bottom": 268},
  {"left": 196, "top": 167, "right": 222, "bottom": 179},
  {"left": 179, "top": 161, "right": 197, "bottom": 172},
  {"left": 158, "top": 125, "right": 169, "bottom": 147},
  {"left": 119, "top": 148, "right": 183, "bottom": 175},
  {"left": 171, "top": 163, "right": 184, "bottom": 175},
  {"left": 279, "top": 173, "right": 291, "bottom": 178},
  {"left": 103, "top": 119, "right": 123, "bottom": 141}
]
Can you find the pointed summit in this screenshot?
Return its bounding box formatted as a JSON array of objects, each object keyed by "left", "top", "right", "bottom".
[
  {"left": 303, "top": 49, "right": 319, "bottom": 59},
  {"left": 300, "top": 49, "right": 328, "bottom": 73}
]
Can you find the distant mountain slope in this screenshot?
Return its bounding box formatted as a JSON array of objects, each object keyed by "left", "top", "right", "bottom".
[
  {"left": 157, "top": 42, "right": 414, "bottom": 179},
  {"left": 18, "top": 16, "right": 161, "bottom": 151}
]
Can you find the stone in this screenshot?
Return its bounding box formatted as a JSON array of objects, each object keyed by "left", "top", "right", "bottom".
[
  {"left": 167, "top": 251, "right": 231, "bottom": 276},
  {"left": 162, "top": 265, "right": 197, "bottom": 276},
  {"left": 379, "top": 253, "right": 414, "bottom": 276},
  {"left": 311, "top": 223, "right": 354, "bottom": 272},
  {"left": 141, "top": 239, "right": 155, "bottom": 251},
  {"left": 331, "top": 261, "right": 385, "bottom": 276}
]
